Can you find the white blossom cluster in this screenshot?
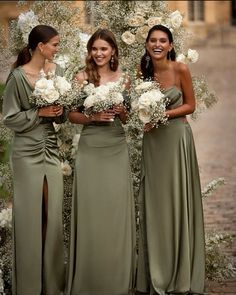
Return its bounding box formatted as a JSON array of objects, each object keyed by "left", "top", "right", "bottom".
[
  {"left": 131, "top": 80, "right": 168, "bottom": 125},
  {"left": 0, "top": 208, "right": 12, "bottom": 229},
  {"left": 17, "top": 10, "right": 39, "bottom": 45},
  {"left": 61, "top": 161, "right": 72, "bottom": 176},
  {"left": 122, "top": 10, "right": 183, "bottom": 46},
  {"left": 176, "top": 49, "right": 199, "bottom": 64},
  {"left": 202, "top": 178, "right": 226, "bottom": 198},
  {"left": 29, "top": 70, "right": 72, "bottom": 106},
  {"left": 82, "top": 78, "right": 125, "bottom": 115}
]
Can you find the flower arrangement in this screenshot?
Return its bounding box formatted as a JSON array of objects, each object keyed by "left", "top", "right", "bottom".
[
  {"left": 131, "top": 80, "right": 168, "bottom": 125},
  {"left": 29, "top": 70, "right": 72, "bottom": 107},
  {"left": 0, "top": 208, "right": 12, "bottom": 230},
  {"left": 82, "top": 78, "right": 125, "bottom": 116},
  {"left": 176, "top": 49, "right": 199, "bottom": 64}
]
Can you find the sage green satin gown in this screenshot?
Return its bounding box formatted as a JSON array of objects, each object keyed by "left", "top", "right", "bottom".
[
  {"left": 137, "top": 86, "right": 205, "bottom": 295},
  {"left": 65, "top": 117, "right": 136, "bottom": 295},
  {"left": 2, "top": 66, "right": 66, "bottom": 295}
]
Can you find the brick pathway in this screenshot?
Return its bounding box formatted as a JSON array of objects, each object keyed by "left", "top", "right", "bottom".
[{"left": 189, "top": 47, "right": 236, "bottom": 293}]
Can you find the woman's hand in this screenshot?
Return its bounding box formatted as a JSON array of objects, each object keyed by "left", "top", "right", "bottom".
[
  {"left": 113, "top": 104, "right": 126, "bottom": 115},
  {"left": 90, "top": 109, "right": 115, "bottom": 122},
  {"left": 144, "top": 122, "right": 155, "bottom": 133},
  {"left": 38, "top": 105, "right": 63, "bottom": 117}
]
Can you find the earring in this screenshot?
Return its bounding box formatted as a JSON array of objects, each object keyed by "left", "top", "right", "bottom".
[
  {"left": 110, "top": 55, "right": 114, "bottom": 69},
  {"left": 145, "top": 54, "right": 151, "bottom": 69}
]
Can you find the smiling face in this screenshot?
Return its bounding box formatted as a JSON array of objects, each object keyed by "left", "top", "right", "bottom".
[
  {"left": 39, "top": 35, "right": 60, "bottom": 61},
  {"left": 90, "top": 38, "right": 115, "bottom": 68},
  {"left": 146, "top": 30, "right": 172, "bottom": 61}
]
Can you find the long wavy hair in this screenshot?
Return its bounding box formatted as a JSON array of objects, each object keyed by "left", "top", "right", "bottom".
[
  {"left": 140, "top": 24, "right": 176, "bottom": 80},
  {"left": 85, "top": 28, "right": 119, "bottom": 86},
  {"left": 13, "top": 25, "right": 58, "bottom": 68}
]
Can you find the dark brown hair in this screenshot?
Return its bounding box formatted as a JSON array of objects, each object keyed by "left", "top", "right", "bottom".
[
  {"left": 13, "top": 24, "right": 58, "bottom": 68},
  {"left": 141, "top": 24, "right": 176, "bottom": 80},
  {"left": 85, "top": 28, "right": 119, "bottom": 86}
]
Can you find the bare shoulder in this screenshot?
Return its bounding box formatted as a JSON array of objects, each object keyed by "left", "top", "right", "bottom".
[
  {"left": 173, "top": 61, "right": 190, "bottom": 75},
  {"left": 74, "top": 71, "right": 88, "bottom": 84}
]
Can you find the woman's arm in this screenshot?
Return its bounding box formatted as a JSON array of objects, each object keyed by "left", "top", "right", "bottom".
[{"left": 166, "top": 62, "right": 195, "bottom": 119}]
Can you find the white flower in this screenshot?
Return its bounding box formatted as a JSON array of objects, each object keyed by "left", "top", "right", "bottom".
[
  {"left": 54, "top": 54, "right": 70, "bottom": 69},
  {"left": 17, "top": 10, "right": 39, "bottom": 44},
  {"left": 135, "top": 26, "right": 150, "bottom": 43},
  {"left": 78, "top": 32, "right": 91, "bottom": 61},
  {"left": 127, "top": 15, "right": 145, "bottom": 27},
  {"left": 169, "top": 10, "right": 183, "bottom": 29},
  {"left": 147, "top": 17, "right": 162, "bottom": 27},
  {"left": 135, "top": 81, "right": 153, "bottom": 91},
  {"left": 176, "top": 53, "right": 188, "bottom": 64},
  {"left": 121, "top": 31, "right": 136, "bottom": 45},
  {"left": 187, "top": 49, "right": 199, "bottom": 63},
  {"left": 54, "top": 76, "right": 71, "bottom": 95},
  {"left": 61, "top": 161, "right": 72, "bottom": 176},
  {"left": 0, "top": 208, "right": 12, "bottom": 229},
  {"left": 71, "top": 133, "right": 81, "bottom": 158},
  {"left": 34, "top": 78, "right": 59, "bottom": 103}
]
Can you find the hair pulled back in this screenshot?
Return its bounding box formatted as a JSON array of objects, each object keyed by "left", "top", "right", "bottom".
[
  {"left": 140, "top": 24, "right": 176, "bottom": 80},
  {"left": 13, "top": 24, "right": 58, "bottom": 68},
  {"left": 85, "top": 28, "right": 119, "bottom": 86}
]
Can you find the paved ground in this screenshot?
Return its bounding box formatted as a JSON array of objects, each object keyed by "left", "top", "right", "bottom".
[{"left": 189, "top": 46, "right": 236, "bottom": 294}]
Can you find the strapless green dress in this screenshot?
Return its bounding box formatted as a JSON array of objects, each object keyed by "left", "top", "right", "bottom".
[
  {"left": 136, "top": 86, "right": 205, "bottom": 295},
  {"left": 3, "top": 66, "right": 66, "bottom": 295},
  {"left": 65, "top": 118, "right": 136, "bottom": 295}
]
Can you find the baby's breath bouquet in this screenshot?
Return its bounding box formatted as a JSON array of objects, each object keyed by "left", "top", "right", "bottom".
[
  {"left": 29, "top": 70, "right": 72, "bottom": 107},
  {"left": 131, "top": 80, "right": 169, "bottom": 126},
  {"left": 82, "top": 77, "right": 126, "bottom": 116}
]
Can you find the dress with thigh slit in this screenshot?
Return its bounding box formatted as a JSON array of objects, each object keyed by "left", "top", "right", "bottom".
[{"left": 2, "top": 66, "right": 66, "bottom": 295}]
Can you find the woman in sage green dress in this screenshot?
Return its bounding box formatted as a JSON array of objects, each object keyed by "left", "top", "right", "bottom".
[
  {"left": 136, "top": 25, "right": 205, "bottom": 295},
  {"left": 3, "top": 25, "right": 66, "bottom": 295},
  {"left": 65, "top": 29, "right": 136, "bottom": 295}
]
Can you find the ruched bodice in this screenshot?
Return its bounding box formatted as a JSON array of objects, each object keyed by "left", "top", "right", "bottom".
[{"left": 2, "top": 66, "right": 65, "bottom": 295}]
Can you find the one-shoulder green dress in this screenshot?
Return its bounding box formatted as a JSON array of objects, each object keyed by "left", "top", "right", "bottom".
[
  {"left": 2, "top": 67, "right": 66, "bottom": 295},
  {"left": 137, "top": 86, "right": 205, "bottom": 295},
  {"left": 65, "top": 112, "right": 136, "bottom": 295}
]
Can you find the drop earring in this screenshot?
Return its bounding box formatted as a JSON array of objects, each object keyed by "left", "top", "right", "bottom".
[
  {"left": 145, "top": 54, "right": 151, "bottom": 69},
  {"left": 110, "top": 55, "right": 114, "bottom": 69}
]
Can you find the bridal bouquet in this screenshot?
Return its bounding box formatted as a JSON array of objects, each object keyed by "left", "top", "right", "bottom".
[
  {"left": 131, "top": 80, "right": 169, "bottom": 125},
  {"left": 82, "top": 77, "right": 126, "bottom": 116},
  {"left": 29, "top": 70, "right": 72, "bottom": 107}
]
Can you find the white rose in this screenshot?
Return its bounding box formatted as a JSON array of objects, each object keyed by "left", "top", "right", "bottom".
[
  {"left": 187, "top": 49, "right": 199, "bottom": 63},
  {"left": 139, "top": 108, "right": 151, "bottom": 124},
  {"left": 121, "top": 31, "right": 136, "bottom": 45},
  {"left": 127, "top": 15, "right": 145, "bottom": 27},
  {"left": 169, "top": 10, "right": 183, "bottom": 29},
  {"left": 135, "top": 26, "right": 150, "bottom": 43},
  {"left": 176, "top": 53, "right": 188, "bottom": 64},
  {"left": 147, "top": 17, "right": 162, "bottom": 28},
  {"left": 54, "top": 76, "right": 71, "bottom": 95},
  {"left": 61, "top": 161, "right": 72, "bottom": 176},
  {"left": 150, "top": 89, "right": 165, "bottom": 102},
  {"left": 43, "top": 88, "right": 60, "bottom": 103}
]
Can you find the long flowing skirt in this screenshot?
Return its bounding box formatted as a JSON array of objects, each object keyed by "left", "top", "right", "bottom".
[
  {"left": 137, "top": 118, "right": 205, "bottom": 295},
  {"left": 66, "top": 123, "right": 136, "bottom": 295}
]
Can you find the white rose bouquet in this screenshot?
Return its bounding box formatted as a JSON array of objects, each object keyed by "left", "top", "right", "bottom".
[
  {"left": 82, "top": 77, "right": 126, "bottom": 116},
  {"left": 29, "top": 70, "right": 72, "bottom": 107},
  {"left": 131, "top": 80, "right": 169, "bottom": 126}
]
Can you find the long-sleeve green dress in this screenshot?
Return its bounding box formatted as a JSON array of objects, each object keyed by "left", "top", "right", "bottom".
[
  {"left": 136, "top": 86, "right": 205, "bottom": 295},
  {"left": 65, "top": 89, "right": 136, "bottom": 295},
  {"left": 2, "top": 66, "right": 66, "bottom": 295}
]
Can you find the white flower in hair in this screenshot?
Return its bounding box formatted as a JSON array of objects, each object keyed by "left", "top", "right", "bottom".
[{"left": 17, "top": 10, "right": 39, "bottom": 44}]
